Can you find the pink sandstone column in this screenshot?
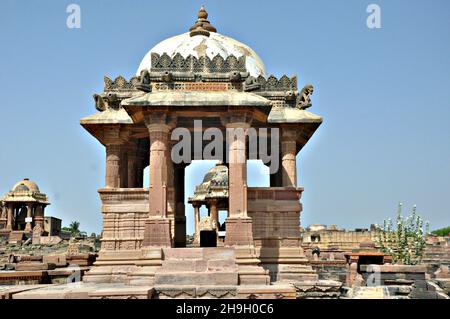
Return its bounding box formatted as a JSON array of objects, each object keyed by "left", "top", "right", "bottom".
[
  {"left": 281, "top": 128, "right": 297, "bottom": 187},
  {"left": 224, "top": 121, "right": 254, "bottom": 246},
  {"left": 193, "top": 203, "right": 200, "bottom": 245},
  {"left": 127, "top": 144, "right": 138, "bottom": 188},
  {"left": 227, "top": 122, "right": 248, "bottom": 218},
  {"left": 209, "top": 199, "right": 219, "bottom": 229},
  {"left": 142, "top": 121, "right": 172, "bottom": 247},
  {"left": 34, "top": 205, "right": 44, "bottom": 229},
  {"left": 24, "top": 203, "right": 33, "bottom": 232},
  {"left": 105, "top": 144, "right": 122, "bottom": 188},
  {"left": 6, "top": 204, "right": 13, "bottom": 230}
]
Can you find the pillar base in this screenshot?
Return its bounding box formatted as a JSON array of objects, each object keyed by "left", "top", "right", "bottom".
[
  {"left": 225, "top": 217, "right": 254, "bottom": 247},
  {"left": 142, "top": 218, "right": 172, "bottom": 248}
]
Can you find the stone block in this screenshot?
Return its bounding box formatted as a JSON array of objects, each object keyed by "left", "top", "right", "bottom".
[
  {"left": 88, "top": 286, "right": 154, "bottom": 299},
  {"left": 160, "top": 260, "right": 208, "bottom": 272},
  {"left": 154, "top": 285, "right": 197, "bottom": 299},
  {"left": 16, "top": 263, "right": 56, "bottom": 271},
  {"left": 163, "top": 248, "right": 203, "bottom": 260},
  {"left": 196, "top": 286, "right": 237, "bottom": 299},
  {"left": 207, "top": 259, "right": 237, "bottom": 271},
  {"left": 43, "top": 255, "right": 67, "bottom": 267},
  {"left": 237, "top": 285, "right": 296, "bottom": 299},
  {"left": 154, "top": 272, "right": 238, "bottom": 286},
  {"left": 203, "top": 248, "right": 235, "bottom": 260}
]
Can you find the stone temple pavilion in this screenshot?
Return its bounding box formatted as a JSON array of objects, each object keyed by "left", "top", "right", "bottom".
[
  {"left": 0, "top": 178, "right": 49, "bottom": 242},
  {"left": 80, "top": 6, "right": 323, "bottom": 286}
]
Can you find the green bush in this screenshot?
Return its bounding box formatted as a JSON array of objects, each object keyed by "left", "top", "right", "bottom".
[
  {"left": 374, "top": 203, "right": 429, "bottom": 265},
  {"left": 431, "top": 227, "right": 450, "bottom": 237}
]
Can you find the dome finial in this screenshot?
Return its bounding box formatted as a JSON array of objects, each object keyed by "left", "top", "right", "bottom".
[
  {"left": 189, "top": 5, "right": 217, "bottom": 37},
  {"left": 198, "top": 5, "right": 208, "bottom": 19}
]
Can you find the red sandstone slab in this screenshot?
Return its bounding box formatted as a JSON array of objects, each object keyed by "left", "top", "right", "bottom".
[
  {"left": 0, "top": 285, "right": 54, "bottom": 299},
  {"left": 11, "top": 283, "right": 104, "bottom": 299},
  {"left": 237, "top": 284, "right": 296, "bottom": 299},
  {"left": 88, "top": 286, "right": 154, "bottom": 299},
  {"left": 163, "top": 248, "right": 204, "bottom": 260},
  {"left": 154, "top": 272, "right": 238, "bottom": 286},
  {"left": 360, "top": 264, "right": 427, "bottom": 273},
  {"left": 15, "top": 263, "right": 56, "bottom": 271},
  {"left": 43, "top": 255, "right": 67, "bottom": 267}
]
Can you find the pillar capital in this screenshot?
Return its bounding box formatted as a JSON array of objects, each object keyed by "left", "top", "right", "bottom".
[
  {"left": 143, "top": 111, "right": 176, "bottom": 131},
  {"left": 102, "top": 125, "right": 130, "bottom": 145},
  {"left": 221, "top": 109, "right": 254, "bottom": 128},
  {"left": 281, "top": 125, "right": 299, "bottom": 140}
]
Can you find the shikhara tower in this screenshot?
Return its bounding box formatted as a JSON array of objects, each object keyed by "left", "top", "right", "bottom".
[{"left": 81, "top": 6, "right": 322, "bottom": 285}]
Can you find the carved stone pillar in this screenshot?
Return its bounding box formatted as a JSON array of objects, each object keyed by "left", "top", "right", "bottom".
[
  {"left": 34, "top": 205, "right": 45, "bottom": 229},
  {"left": 104, "top": 126, "right": 129, "bottom": 188},
  {"left": 224, "top": 120, "right": 254, "bottom": 246},
  {"left": 25, "top": 203, "right": 33, "bottom": 232},
  {"left": 105, "top": 144, "right": 122, "bottom": 188},
  {"left": 127, "top": 143, "right": 138, "bottom": 188},
  {"left": 281, "top": 127, "right": 298, "bottom": 187},
  {"left": 120, "top": 149, "right": 128, "bottom": 188},
  {"left": 208, "top": 199, "right": 219, "bottom": 230},
  {"left": 193, "top": 203, "right": 200, "bottom": 245},
  {"left": 142, "top": 115, "right": 173, "bottom": 247},
  {"left": 6, "top": 203, "right": 13, "bottom": 230}
]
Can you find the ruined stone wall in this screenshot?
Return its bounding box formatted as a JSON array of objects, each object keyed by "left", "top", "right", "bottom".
[{"left": 302, "top": 230, "right": 377, "bottom": 250}]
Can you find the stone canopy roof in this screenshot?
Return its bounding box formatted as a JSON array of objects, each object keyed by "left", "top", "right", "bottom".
[
  {"left": 188, "top": 163, "right": 228, "bottom": 204},
  {"left": 136, "top": 5, "right": 266, "bottom": 78},
  {"left": 2, "top": 178, "right": 49, "bottom": 204},
  {"left": 80, "top": 6, "right": 323, "bottom": 148}
]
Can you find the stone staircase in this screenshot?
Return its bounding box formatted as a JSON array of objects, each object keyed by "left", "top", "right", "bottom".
[
  {"left": 423, "top": 240, "right": 450, "bottom": 277},
  {"left": 154, "top": 247, "right": 239, "bottom": 286}
]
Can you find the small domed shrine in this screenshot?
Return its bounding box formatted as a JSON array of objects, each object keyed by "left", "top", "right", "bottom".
[
  {"left": 81, "top": 6, "right": 322, "bottom": 286},
  {"left": 188, "top": 163, "right": 229, "bottom": 245},
  {"left": 0, "top": 178, "right": 49, "bottom": 237}
]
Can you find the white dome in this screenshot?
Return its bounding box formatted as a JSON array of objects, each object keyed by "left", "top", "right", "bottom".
[{"left": 136, "top": 32, "right": 267, "bottom": 78}]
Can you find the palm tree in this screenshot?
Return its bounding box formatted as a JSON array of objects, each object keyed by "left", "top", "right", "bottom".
[{"left": 68, "top": 221, "right": 80, "bottom": 236}]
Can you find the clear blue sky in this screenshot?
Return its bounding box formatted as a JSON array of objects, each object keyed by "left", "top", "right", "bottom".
[{"left": 1, "top": 0, "right": 449, "bottom": 235}]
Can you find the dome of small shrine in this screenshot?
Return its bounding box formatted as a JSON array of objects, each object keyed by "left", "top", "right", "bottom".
[
  {"left": 12, "top": 178, "right": 40, "bottom": 193},
  {"left": 137, "top": 6, "right": 267, "bottom": 78},
  {"left": 188, "top": 163, "right": 229, "bottom": 203}
]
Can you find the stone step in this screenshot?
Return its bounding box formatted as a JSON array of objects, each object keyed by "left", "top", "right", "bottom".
[
  {"left": 351, "top": 287, "right": 388, "bottom": 299},
  {"left": 161, "top": 259, "right": 237, "bottom": 272},
  {"left": 162, "top": 247, "right": 235, "bottom": 261},
  {"left": 154, "top": 272, "right": 238, "bottom": 286}
]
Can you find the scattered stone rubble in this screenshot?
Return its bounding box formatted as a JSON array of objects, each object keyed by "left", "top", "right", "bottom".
[{"left": 0, "top": 237, "right": 99, "bottom": 286}]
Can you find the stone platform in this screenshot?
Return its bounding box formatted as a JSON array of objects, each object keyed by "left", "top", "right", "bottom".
[{"left": 0, "top": 281, "right": 341, "bottom": 299}]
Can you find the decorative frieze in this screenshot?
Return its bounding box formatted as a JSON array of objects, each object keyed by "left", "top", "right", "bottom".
[
  {"left": 244, "top": 75, "right": 297, "bottom": 92},
  {"left": 104, "top": 75, "right": 139, "bottom": 91},
  {"left": 151, "top": 53, "right": 246, "bottom": 74}
]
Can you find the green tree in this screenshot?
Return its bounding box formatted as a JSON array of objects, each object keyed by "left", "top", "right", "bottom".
[
  {"left": 431, "top": 226, "right": 450, "bottom": 237},
  {"left": 62, "top": 221, "right": 81, "bottom": 236},
  {"left": 374, "top": 203, "right": 429, "bottom": 265}
]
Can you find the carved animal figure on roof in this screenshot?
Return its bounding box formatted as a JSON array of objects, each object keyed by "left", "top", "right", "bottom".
[{"left": 297, "top": 84, "right": 314, "bottom": 109}]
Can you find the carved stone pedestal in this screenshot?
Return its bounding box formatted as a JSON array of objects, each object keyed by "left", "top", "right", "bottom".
[
  {"left": 142, "top": 218, "right": 172, "bottom": 247},
  {"left": 224, "top": 218, "right": 254, "bottom": 246}
]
